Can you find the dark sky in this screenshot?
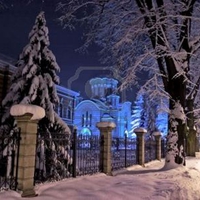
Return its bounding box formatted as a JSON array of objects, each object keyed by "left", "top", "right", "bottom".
[
  {"left": 0, "top": 1, "right": 106, "bottom": 93},
  {"left": 0, "top": 0, "right": 133, "bottom": 102}
]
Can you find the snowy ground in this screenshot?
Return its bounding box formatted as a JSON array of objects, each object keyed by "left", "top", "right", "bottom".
[{"left": 1, "top": 157, "right": 200, "bottom": 200}]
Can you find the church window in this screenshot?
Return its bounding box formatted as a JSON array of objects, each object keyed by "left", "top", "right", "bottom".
[
  {"left": 89, "top": 114, "right": 92, "bottom": 127},
  {"left": 82, "top": 114, "right": 84, "bottom": 127},
  {"left": 67, "top": 107, "right": 71, "bottom": 119}
]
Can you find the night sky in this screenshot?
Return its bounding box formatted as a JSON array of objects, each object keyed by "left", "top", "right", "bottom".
[
  {"left": 0, "top": 0, "right": 134, "bottom": 102},
  {"left": 0, "top": 1, "right": 104, "bottom": 94}
]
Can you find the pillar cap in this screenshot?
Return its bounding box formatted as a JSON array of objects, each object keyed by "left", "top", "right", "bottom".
[
  {"left": 10, "top": 104, "right": 45, "bottom": 120},
  {"left": 96, "top": 122, "right": 116, "bottom": 129},
  {"left": 134, "top": 127, "right": 147, "bottom": 133},
  {"left": 153, "top": 131, "right": 162, "bottom": 136}
]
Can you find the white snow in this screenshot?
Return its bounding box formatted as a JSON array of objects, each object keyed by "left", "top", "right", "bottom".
[
  {"left": 96, "top": 121, "right": 116, "bottom": 128},
  {"left": 10, "top": 104, "right": 45, "bottom": 120},
  {"left": 1, "top": 157, "right": 200, "bottom": 199},
  {"left": 171, "top": 101, "right": 186, "bottom": 123},
  {"left": 134, "top": 127, "right": 147, "bottom": 133},
  {"left": 153, "top": 131, "right": 162, "bottom": 136}
]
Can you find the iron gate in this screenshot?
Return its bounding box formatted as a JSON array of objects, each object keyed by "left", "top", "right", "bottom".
[{"left": 0, "top": 128, "right": 21, "bottom": 190}]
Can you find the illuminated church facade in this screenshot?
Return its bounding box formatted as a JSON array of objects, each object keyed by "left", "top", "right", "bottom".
[
  {"left": 0, "top": 53, "right": 132, "bottom": 137},
  {"left": 74, "top": 77, "right": 132, "bottom": 138}
]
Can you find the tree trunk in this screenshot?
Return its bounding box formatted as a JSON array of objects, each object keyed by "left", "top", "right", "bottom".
[
  {"left": 186, "top": 129, "right": 198, "bottom": 156},
  {"left": 186, "top": 99, "right": 198, "bottom": 156},
  {"left": 165, "top": 77, "right": 187, "bottom": 167}
]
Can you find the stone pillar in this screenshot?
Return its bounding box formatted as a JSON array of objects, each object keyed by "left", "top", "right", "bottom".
[
  {"left": 10, "top": 104, "right": 45, "bottom": 197},
  {"left": 96, "top": 122, "right": 116, "bottom": 175},
  {"left": 153, "top": 131, "right": 162, "bottom": 161},
  {"left": 134, "top": 127, "right": 147, "bottom": 167}
]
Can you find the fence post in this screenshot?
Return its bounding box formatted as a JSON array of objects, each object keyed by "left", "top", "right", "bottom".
[
  {"left": 125, "top": 133, "right": 127, "bottom": 168},
  {"left": 96, "top": 122, "right": 116, "bottom": 175},
  {"left": 153, "top": 131, "right": 162, "bottom": 161},
  {"left": 72, "top": 127, "right": 77, "bottom": 178},
  {"left": 10, "top": 104, "right": 44, "bottom": 197},
  {"left": 134, "top": 127, "right": 147, "bottom": 167}
]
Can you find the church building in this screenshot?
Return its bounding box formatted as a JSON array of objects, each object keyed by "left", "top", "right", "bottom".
[{"left": 74, "top": 77, "right": 132, "bottom": 138}]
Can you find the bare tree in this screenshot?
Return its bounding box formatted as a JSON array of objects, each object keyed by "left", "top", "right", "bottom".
[{"left": 58, "top": 0, "right": 200, "bottom": 167}]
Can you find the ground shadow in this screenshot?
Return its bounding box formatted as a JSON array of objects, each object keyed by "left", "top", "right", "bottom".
[{"left": 113, "top": 163, "right": 184, "bottom": 176}]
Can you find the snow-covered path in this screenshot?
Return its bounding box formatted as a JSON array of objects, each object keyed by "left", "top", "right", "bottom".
[{"left": 1, "top": 157, "right": 200, "bottom": 200}]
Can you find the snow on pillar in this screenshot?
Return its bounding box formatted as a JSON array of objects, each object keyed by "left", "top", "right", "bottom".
[
  {"left": 153, "top": 131, "right": 162, "bottom": 161},
  {"left": 134, "top": 127, "right": 147, "bottom": 167},
  {"left": 10, "top": 104, "right": 45, "bottom": 197},
  {"left": 96, "top": 121, "right": 116, "bottom": 175}
]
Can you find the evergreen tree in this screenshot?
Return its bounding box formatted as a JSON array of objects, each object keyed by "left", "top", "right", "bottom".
[
  {"left": 1, "top": 11, "right": 69, "bottom": 134},
  {"left": 130, "top": 95, "right": 143, "bottom": 137},
  {"left": 1, "top": 12, "right": 71, "bottom": 180},
  {"left": 131, "top": 90, "right": 169, "bottom": 139}
]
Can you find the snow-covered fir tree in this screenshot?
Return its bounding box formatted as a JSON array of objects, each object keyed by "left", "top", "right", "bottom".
[
  {"left": 130, "top": 95, "right": 143, "bottom": 137},
  {"left": 131, "top": 91, "right": 168, "bottom": 139},
  {"left": 1, "top": 11, "right": 71, "bottom": 180},
  {"left": 1, "top": 11, "right": 69, "bottom": 134}
]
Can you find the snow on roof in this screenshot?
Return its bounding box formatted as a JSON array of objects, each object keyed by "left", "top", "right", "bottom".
[
  {"left": 91, "top": 99, "right": 109, "bottom": 109},
  {"left": 10, "top": 104, "right": 45, "bottom": 120},
  {"left": 0, "top": 53, "right": 16, "bottom": 72},
  {"left": 101, "top": 113, "right": 114, "bottom": 122},
  {"left": 56, "top": 85, "right": 79, "bottom": 97}
]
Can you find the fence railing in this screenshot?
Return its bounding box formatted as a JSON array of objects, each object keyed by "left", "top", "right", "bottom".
[
  {"left": 34, "top": 131, "right": 102, "bottom": 183},
  {"left": 34, "top": 132, "right": 72, "bottom": 183},
  {"left": 32, "top": 130, "right": 165, "bottom": 184},
  {"left": 145, "top": 139, "right": 157, "bottom": 163},
  {"left": 0, "top": 128, "right": 20, "bottom": 190},
  {"left": 111, "top": 136, "right": 138, "bottom": 171},
  {"left": 161, "top": 139, "right": 166, "bottom": 158},
  {"left": 75, "top": 134, "right": 102, "bottom": 176}
]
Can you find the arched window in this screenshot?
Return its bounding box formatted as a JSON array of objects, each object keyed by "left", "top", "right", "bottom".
[
  {"left": 86, "top": 111, "right": 89, "bottom": 126},
  {"left": 81, "top": 127, "right": 91, "bottom": 136}
]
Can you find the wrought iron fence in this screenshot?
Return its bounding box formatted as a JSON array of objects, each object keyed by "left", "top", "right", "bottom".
[
  {"left": 161, "top": 138, "right": 166, "bottom": 158},
  {"left": 34, "top": 131, "right": 102, "bottom": 183},
  {"left": 111, "top": 135, "right": 138, "bottom": 171},
  {"left": 35, "top": 130, "right": 162, "bottom": 183},
  {"left": 145, "top": 138, "right": 156, "bottom": 163},
  {"left": 34, "top": 132, "right": 72, "bottom": 184},
  {"left": 0, "top": 128, "right": 20, "bottom": 190},
  {"left": 75, "top": 134, "right": 102, "bottom": 176}
]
